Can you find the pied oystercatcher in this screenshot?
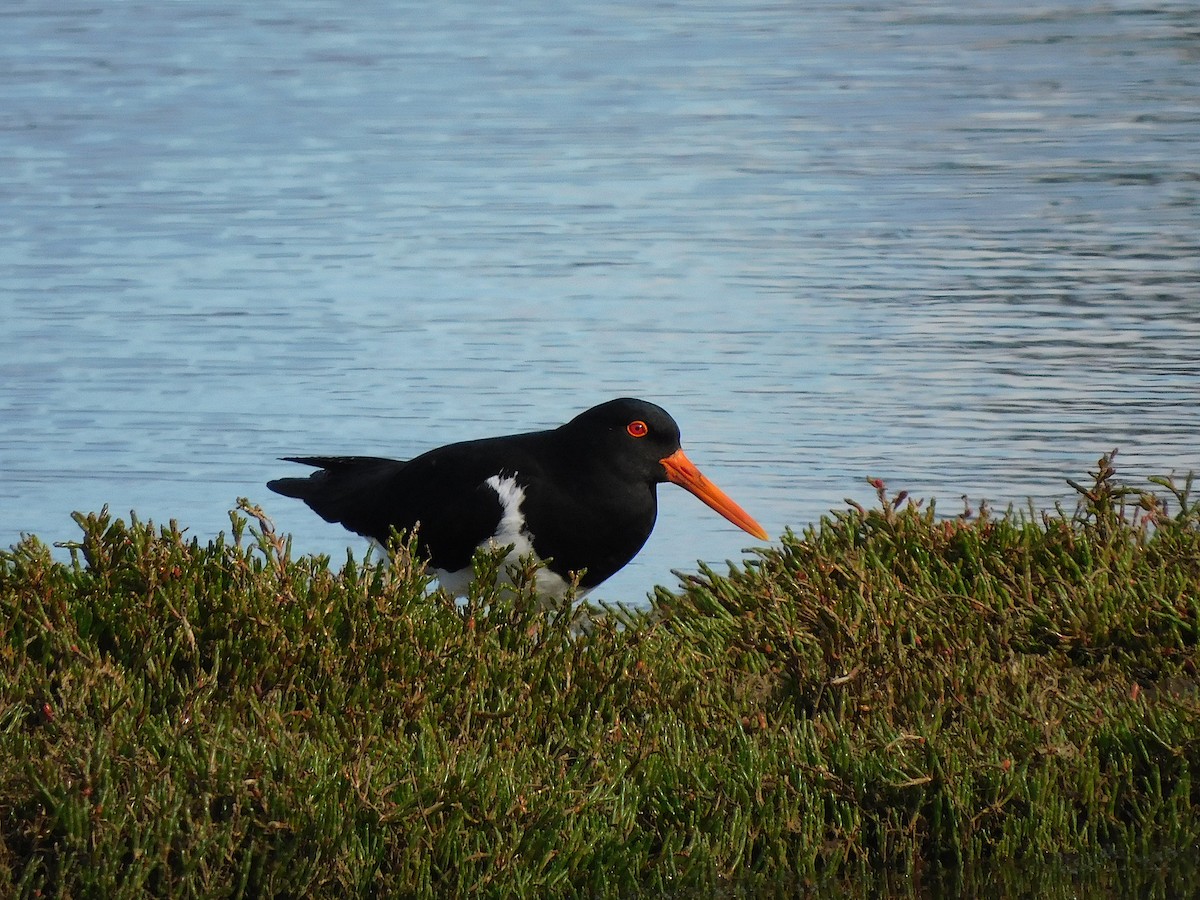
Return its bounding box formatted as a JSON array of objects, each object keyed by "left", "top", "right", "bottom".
[{"left": 267, "top": 398, "right": 768, "bottom": 596}]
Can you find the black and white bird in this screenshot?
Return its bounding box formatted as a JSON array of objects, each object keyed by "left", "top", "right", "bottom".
[{"left": 267, "top": 398, "right": 768, "bottom": 597}]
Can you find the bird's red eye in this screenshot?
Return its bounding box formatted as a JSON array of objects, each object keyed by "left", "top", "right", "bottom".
[{"left": 627, "top": 420, "right": 648, "bottom": 438}]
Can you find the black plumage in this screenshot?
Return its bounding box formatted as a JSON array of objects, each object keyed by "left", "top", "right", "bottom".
[{"left": 268, "top": 398, "right": 766, "bottom": 593}]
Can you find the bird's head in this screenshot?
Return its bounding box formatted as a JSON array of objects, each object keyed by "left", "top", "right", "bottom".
[{"left": 561, "top": 398, "right": 769, "bottom": 541}]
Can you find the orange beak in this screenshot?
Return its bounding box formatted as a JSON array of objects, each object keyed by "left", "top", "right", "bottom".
[{"left": 660, "top": 448, "right": 769, "bottom": 541}]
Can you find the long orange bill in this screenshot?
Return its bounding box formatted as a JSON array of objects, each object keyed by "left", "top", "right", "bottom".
[{"left": 660, "top": 448, "right": 769, "bottom": 541}]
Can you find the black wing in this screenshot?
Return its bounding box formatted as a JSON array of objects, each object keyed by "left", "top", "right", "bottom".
[
  {"left": 268, "top": 456, "right": 409, "bottom": 538},
  {"left": 267, "top": 443, "right": 525, "bottom": 572}
]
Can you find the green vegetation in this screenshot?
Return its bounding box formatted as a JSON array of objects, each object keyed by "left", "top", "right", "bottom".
[{"left": 1, "top": 455, "right": 1197, "bottom": 897}]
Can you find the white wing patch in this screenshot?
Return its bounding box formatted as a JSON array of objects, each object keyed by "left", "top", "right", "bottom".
[
  {"left": 485, "top": 474, "right": 534, "bottom": 557},
  {"left": 434, "top": 474, "right": 575, "bottom": 599}
]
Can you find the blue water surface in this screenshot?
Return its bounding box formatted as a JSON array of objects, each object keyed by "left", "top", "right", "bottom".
[{"left": 2, "top": 2, "right": 1197, "bottom": 602}]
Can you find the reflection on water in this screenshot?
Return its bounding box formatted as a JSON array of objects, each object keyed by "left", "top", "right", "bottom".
[{"left": 1, "top": 1, "right": 1197, "bottom": 603}]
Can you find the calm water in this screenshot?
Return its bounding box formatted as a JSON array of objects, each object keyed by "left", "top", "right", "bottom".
[{"left": 2, "top": 2, "right": 1197, "bottom": 602}]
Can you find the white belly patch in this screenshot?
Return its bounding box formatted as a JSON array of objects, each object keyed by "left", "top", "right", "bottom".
[{"left": 434, "top": 474, "right": 575, "bottom": 599}]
